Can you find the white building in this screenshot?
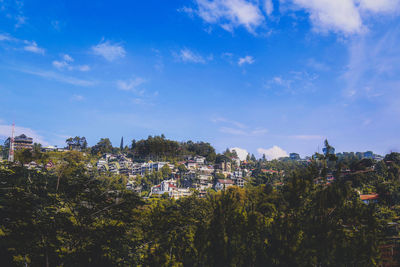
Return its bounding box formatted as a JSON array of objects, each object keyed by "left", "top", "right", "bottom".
[
  {"left": 215, "top": 179, "right": 235, "bottom": 191},
  {"left": 151, "top": 179, "right": 192, "bottom": 199}
]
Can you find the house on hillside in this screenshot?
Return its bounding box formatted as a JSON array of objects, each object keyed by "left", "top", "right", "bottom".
[
  {"left": 151, "top": 179, "right": 192, "bottom": 199},
  {"left": 360, "top": 194, "right": 379, "bottom": 204},
  {"left": 215, "top": 179, "right": 235, "bottom": 191}
]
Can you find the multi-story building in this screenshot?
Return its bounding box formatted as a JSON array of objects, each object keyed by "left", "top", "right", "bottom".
[
  {"left": 5, "top": 134, "right": 34, "bottom": 152},
  {"left": 215, "top": 179, "right": 234, "bottom": 191},
  {"left": 151, "top": 179, "right": 192, "bottom": 199},
  {"left": 132, "top": 161, "right": 168, "bottom": 176}
]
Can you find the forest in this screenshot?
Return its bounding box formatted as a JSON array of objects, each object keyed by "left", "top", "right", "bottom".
[{"left": 1, "top": 147, "right": 400, "bottom": 266}]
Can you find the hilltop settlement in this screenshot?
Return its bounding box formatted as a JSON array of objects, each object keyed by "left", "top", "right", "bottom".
[
  {"left": 1, "top": 134, "right": 384, "bottom": 200},
  {"left": 3, "top": 133, "right": 400, "bottom": 266}
]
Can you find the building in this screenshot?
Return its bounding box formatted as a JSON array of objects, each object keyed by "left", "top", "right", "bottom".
[
  {"left": 360, "top": 194, "right": 379, "bottom": 204},
  {"left": 186, "top": 160, "right": 198, "bottom": 169},
  {"left": 215, "top": 179, "right": 235, "bottom": 191},
  {"left": 42, "top": 146, "right": 57, "bottom": 152},
  {"left": 234, "top": 177, "right": 245, "bottom": 187},
  {"left": 194, "top": 156, "right": 206, "bottom": 164},
  {"left": 5, "top": 134, "right": 33, "bottom": 151},
  {"left": 151, "top": 179, "right": 192, "bottom": 199}
]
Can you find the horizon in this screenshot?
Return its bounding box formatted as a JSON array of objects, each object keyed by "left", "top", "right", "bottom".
[{"left": 1, "top": 0, "right": 400, "bottom": 158}]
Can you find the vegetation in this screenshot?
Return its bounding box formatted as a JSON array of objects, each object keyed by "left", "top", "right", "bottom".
[
  {"left": 2, "top": 146, "right": 400, "bottom": 266},
  {"left": 130, "top": 135, "right": 216, "bottom": 162}
]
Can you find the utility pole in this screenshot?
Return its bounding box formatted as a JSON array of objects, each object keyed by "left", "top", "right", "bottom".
[{"left": 8, "top": 123, "right": 15, "bottom": 162}]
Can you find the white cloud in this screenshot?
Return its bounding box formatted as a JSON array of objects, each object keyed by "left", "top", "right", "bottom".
[
  {"left": 178, "top": 6, "right": 195, "bottom": 16},
  {"left": 238, "top": 55, "right": 255, "bottom": 66},
  {"left": 265, "top": 71, "right": 318, "bottom": 94},
  {"left": 185, "top": 0, "right": 400, "bottom": 35},
  {"left": 192, "top": 0, "right": 265, "bottom": 33},
  {"left": 0, "top": 123, "right": 48, "bottom": 145},
  {"left": 257, "top": 146, "right": 288, "bottom": 160},
  {"left": 52, "top": 60, "right": 68, "bottom": 69},
  {"left": 63, "top": 54, "right": 73, "bottom": 62},
  {"left": 18, "top": 68, "right": 96, "bottom": 87},
  {"left": 211, "top": 117, "right": 246, "bottom": 129},
  {"left": 219, "top": 126, "right": 247, "bottom": 135},
  {"left": 307, "top": 58, "right": 330, "bottom": 71},
  {"left": 92, "top": 40, "right": 126, "bottom": 61},
  {"left": 289, "top": 0, "right": 400, "bottom": 35},
  {"left": 0, "top": 34, "right": 46, "bottom": 55},
  {"left": 176, "top": 48, "right": 207, "bottom": 63},
  {"left": 23, "top": 41, "right": 45, "bottom": 54},
  {"left": 264, "top": 0, "right": 274, "bottom": 16},
  {"left": 117, "top": 77, "right": 146, "bottom": 93},
  {"left": 219, "top": 126, "right": 268, "bottom": 136},
  {"left": 291, "top": 0, "right": 362, "bottom": 34},
  {"left": 230, "top": 147, "right": 249, "bottom": 161},
  {"left": 0, "top": 33, "right": 15, "bottom": 41},
  {"left": 341, "top": 26, "right": 400, "bottom": 117},
  {"left": 77, "top": 65, "right": 90, "bottom": 72},
  {"left": 291, "top": 135, "right": 324, "bottom": 140},
  {"left": 213, "top": 117, "right": 268, "bottom": 136},
  {"left": 52, "top": 54, "right": 90, "bottom": 72},
  {"left": 358, "top": 0, "right": 400, "bottom": 13},
  {"left": 251, "top": 128, "right": 269, "bottom": 135},
  {"left": 71, "top": 94, "right": 84, "bottom": 101}
]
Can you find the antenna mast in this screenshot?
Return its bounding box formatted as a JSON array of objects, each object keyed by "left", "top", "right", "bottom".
[{"left": 8, "top": 123, "right": 15, "bottom": 162}]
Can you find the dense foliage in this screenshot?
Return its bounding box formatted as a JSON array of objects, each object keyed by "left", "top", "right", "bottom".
[
  {"left": 130, "top": 135, "right": 216, "bottom": 162},
  {"left": 2, "top": 150, "right": 400, "bottom": 266}
]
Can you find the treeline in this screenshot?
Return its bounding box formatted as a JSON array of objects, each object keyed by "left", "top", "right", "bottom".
[
  {"left": 2, "top": 151, "right": 400, "bottom": 266},
  {"left": 131, "top": 135, "right": 216, "bottom": 162},
  {"left": 66, "top": 135, "right": 216, "bottom": 162}
]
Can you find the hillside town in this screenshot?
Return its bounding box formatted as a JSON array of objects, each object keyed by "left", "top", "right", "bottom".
[{"left": 1, "top": 132, "right": 385, "bottom": 201}]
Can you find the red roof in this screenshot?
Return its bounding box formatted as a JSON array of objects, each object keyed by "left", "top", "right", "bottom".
[
  {"left": 360, "top": 194, "right": 379, "bottom": 200},
  {"left": 217, "top": 179, "right": 234, "bottom": 184}
]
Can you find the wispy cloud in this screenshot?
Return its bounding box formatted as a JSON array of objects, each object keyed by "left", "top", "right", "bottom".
[
  {"left": 219, "top": 126, "right": 247, "bottom": 135},
  {"left": 92, "top": 40, "right": 126, "bottom": 61},
  {"left": 286, "top": 0, "right": 400, "bottom": 35},
  {"left": 183, "top": 0, "right": 400, "bottom": 36},
  {"left": 117, "top": 77, "right": 146, "bottom": 94},
  {"left": 265, "top": 71, "right": 318, "bottom": 94},
  {"left": 17, "top": 68, "right": 96, "bottom": 87},
  {"left": 212, "top": 117, "right": 268, "bottom": 136},
  {"left": 174, "top": 48, "right": 209, "bottom": 63},
  {"left": 0, "top": 0, "right": 28, "bottom": 28},
  {"left": 52, "top": 54, "right": 90, "bottom": 72},
  {"left": 291, "top": 135, "right": 324, "bottom": 141},
  {"left": 211, "top": 117, "right": 246, "bottom": 129},
  {"left": 238, "top": 55, "right": 255, "bottom": 66},
  {"left": 0, "top": 33, "right": 16, "bottom": 41},
  {"left": 184, "top": 0, "right": 266, "bottom": 33},
  {"left": 23, "top": 41, "right": 45, "bottom": 54},
  {"left": 251, "top": 128, "right": 269, "bottom": 135},
  {"left": 71, "top": 94, "right": 84, "bottom": 101},
  {"left": 0, "top": 33, "right": 45, "bottom": 55},
  {"left": 307, "top": 58, "right": 330, "bottom": 71},
  {"left": 342, "top": 26, "right": 400, "bottom": 100},
  {"left": 264, "top": 0, "right": 274, "bottom": 16}
]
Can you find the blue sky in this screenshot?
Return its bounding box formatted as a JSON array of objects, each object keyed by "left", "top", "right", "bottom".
[{"left": 1, "top": 0, "right": 400, "bottom": 159}]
